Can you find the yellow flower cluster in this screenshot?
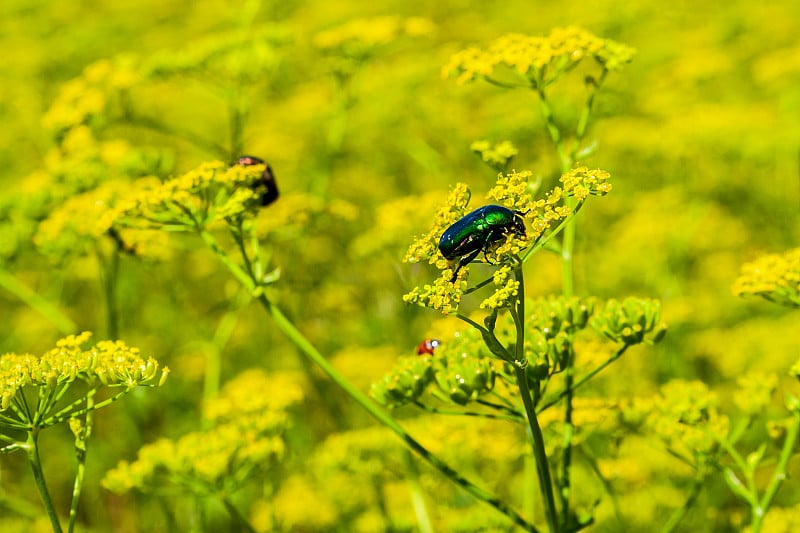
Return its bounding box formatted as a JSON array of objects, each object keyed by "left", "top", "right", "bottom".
[
  {"left": 539, "top": 397, "right": 620, "bottom": 444},
  {"left": 402, "top": 168, "right": 611, "bottom": 314},
  {"left": 264, "top": 410, "right": 527, "bottom": 531},
  {"left": 34, "top": 182, "right": 124, "bottom": 259},
  {"left": 0, "top": 332, "right": 168, "bottom": 411},
  {"left": 403, "top": 182, "right": 471, "bottom": 269},
  {"left": 145, "top": 28, "right": 287, "bottom": 83},
  {"left": 442, "top": 27, "right": 635, "bottom": 86},
  {"left": 470, "top": 140, "right": 519, "bottom": 171},
  {"left": 42, "top": 56, "right": 140, "bottom": 134},
  {"left": 103, "top": 368, "right": 301, "bottom": 494},
  {"left": 102, "top": 424, "right": 286, "bottom": 493},
  {"left": 314, "top": 16, "right": 435, "bottom": 53},
  {"left": 117, "top": 161, "right": 267, "bottom": 229},
  {"left": 732, "top": 248, "right": 800, "bottom": 307},
  {"left": 734, "top": 372, "right": 777, "bottom": 415},
  {"left": 480, "top": 265, "right": 519, "bottom": 310},
  {"left": 402, "top": 268, "right": 467, "bottom": 315},
  {"left": 591, "top": 297, "right": 667, "bottom": 346},
  {"left": 625, "top": 380, "right": 730, "bottom": 464},
  {"left": 204, "top": 369, "right": 304, "bottom": 424}
]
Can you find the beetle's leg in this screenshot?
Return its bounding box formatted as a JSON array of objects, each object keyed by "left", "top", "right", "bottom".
[
  {"left": 482, "top": 228, "right": 506, "bottom": 265},
  {"left": 450, "top": 248, "right": 481, "bottom": 282}
]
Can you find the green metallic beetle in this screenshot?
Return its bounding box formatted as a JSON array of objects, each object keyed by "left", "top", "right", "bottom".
[{"left": 438, "top": 204, "right": 526, "bottom": 281}]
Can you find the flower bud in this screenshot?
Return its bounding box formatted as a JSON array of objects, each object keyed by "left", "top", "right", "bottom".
[{"left": 158, "top": 367, "right": 171, "bottom": 387}]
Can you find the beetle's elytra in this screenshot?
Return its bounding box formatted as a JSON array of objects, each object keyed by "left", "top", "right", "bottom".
[{"left": 438, "top": 205, "right": 526, "bottom": 281}]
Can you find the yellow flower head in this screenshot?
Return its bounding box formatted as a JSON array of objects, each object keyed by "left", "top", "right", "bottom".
[
  {"left": 104, "top": 369, "right": 300, "bottom": 494},
  {"left": 480, "top": 265, "right": 519, "bottom": 310},
  {"left": 403, "top": 168, "right": 611, "bottom": 314},
  {"left": 314, "top": 16, "right": 435, "bottom": 56},
  {"left": 117, "top": 161, "right": 268, "bottom": 230},
  {"left": 626, "top": 380, "right": 730, "bottom": 464},
  {"left": 470, "top": 140, "right": 519, "bottom": 172},
  {"left": 42, "top": 56, "right": 140, "bottom": 135},
  {"left": 0, "top": 332, "right": 168, "bottom": 415},
  {"left": 732, "top": 248, "right": 800, "bottom": 308},
  {"left": 443, "top": 27, "right": 635, "bottom": 87},
  {"left": 145, "top": 28, "right": 287, "bottom": 84}
]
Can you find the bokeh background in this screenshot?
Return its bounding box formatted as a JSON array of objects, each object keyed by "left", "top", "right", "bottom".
[{"left": 0, "top": 0, "right": 798, "bottom": 531}]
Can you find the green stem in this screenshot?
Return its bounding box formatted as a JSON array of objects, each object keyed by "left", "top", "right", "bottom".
[
  {"left": 45, "top": 389, "right": 128, "bottom": 427},
  {"left": 198, "top": 230, "right": 256, "bottom": 291},
  {"left": 0, "top": 269, "right": 77, "bottom": 335},
  {"left": 569, "top": 70, "right": 607, "bottom": 160},
  {"left": 536, "top": 345, "right": 628, "bottom": 413},
  {"left": 259, "top": 294, "right": 538, "bottom": 532},
  {"left": 202, "top": 289, "right": 250, "bottom": 426},
  {"left": 475, "top": 398, "right": 526, "bottom": 418},
  {"left": 514, "top": 364, "right": 560, "bottom": 533},
  {"left": 661, "top": 473, "right": 704, "bottom": 533},
  {"left": 559, "top": 345, "right": 575, "bottom": 527},
  {"left": 68, "top": 393, "right": 94, "bottom": 533},
  {"left": 536, "top": 87, "right": 570, "bottom": 169},
  {"left": 560, "top": 201, "right": 576, "bottom": 298},
  {"left": 413, "top": 401, "right": 524, "bottom": 423},
  {"left": 718, "top": 438, "right": 757, "bottom": 499},
  {"left": 404, "top": 449, "right": 434, "bottom": 533},
  {"left": 96, "top": 247, "right": 120, "bottom": 339},
  {"left": 120, "top": 113, "right": 228, "bottom": 158},
  {"left": 751, "top": 409, "right": 800, "bottom": 532},
  {"left": 509, "top": 265, "right": 559, "bottom": 532},
  {"left": 26, "top": 430, "right": 63, "bottom": 533},
  {"left": 220, "top": 495, "right": 257, "bottom": 533}
]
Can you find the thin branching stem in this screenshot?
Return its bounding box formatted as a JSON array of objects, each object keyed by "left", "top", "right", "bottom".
[
  {"left": 511, "top": 266, "right": 560, "bottom": 533},
  {"left": 413, "top": 401, "right": 524, "bottom": 423},
  {"left": 201, "top": 222, "right": 540, "bottom": 531},
  {"left": 537, "top": 345, "right": 628, "bottom": 414}
]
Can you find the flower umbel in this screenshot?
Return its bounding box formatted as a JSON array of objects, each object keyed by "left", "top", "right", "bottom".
[
  {"left": 403, "top": 168, "right": 611, "bottom": 314},
  {"left": 0, "top": 332, "right": 168, "bottom": 416},
  {"left": 103, "top": 369, "right": 301, "bottom": 494},
  {"left": 116, "top": 161, "right": 268, "bottom": 230},
  {"left": 732, "top": 248, "right": 800, "bottom": 308},
  {"left": 442, "top": 27, "right": 635, "bottom": 87},
  {"left": 471, "top": 140, "right": 519, "bottom": 172}
]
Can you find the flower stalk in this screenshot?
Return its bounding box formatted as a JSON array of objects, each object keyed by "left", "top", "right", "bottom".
[{"left": 195, "top": 219, "right": 541, "bottom": 531}]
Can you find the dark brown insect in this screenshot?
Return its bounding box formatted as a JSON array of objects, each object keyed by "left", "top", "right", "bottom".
[{"left": 234, "top": 155, "right": 279, "bottom": 206}]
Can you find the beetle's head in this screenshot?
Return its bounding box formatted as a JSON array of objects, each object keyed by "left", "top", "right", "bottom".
[{"left": 510, "top": 211, "right": 527, "bottom": 237}]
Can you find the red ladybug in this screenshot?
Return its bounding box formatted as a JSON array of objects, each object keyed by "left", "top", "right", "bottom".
[
  {"left": 234, "top": 155, "right": 279, "bottom": 206},
  {"left": 416, "top": 339, "right": 441, "bottom": 356}
]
